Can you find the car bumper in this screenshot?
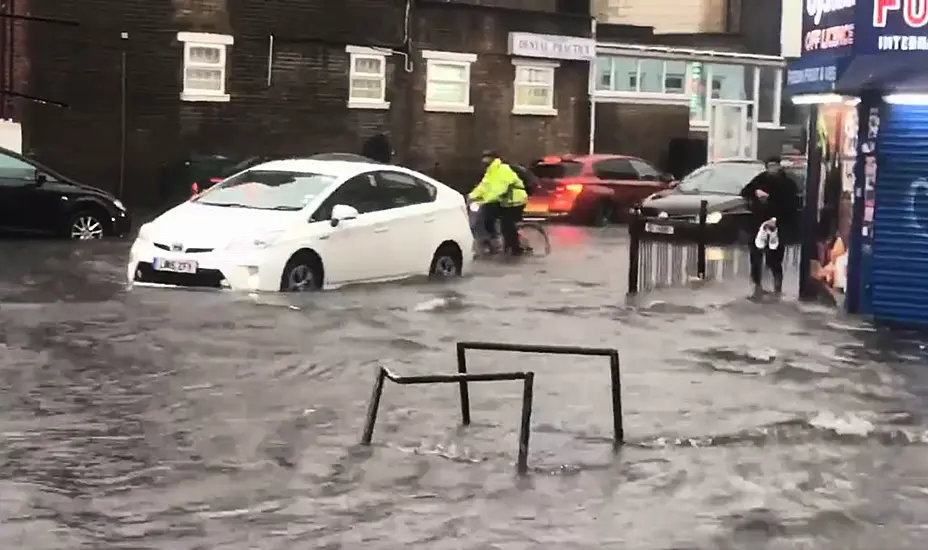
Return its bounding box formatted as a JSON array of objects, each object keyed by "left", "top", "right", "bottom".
[
  {"left": 637, "top": 219, "right": 737, "bottom": 244},
  {"left": 127, "top": 239, "right": 285, "bottom": 292},
  {"left": 111, "top": 211, "right": 132, "bottom": 238}
]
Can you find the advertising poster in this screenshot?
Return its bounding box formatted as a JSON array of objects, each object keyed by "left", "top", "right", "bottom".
[{"left": 808, "top": 101, "right": 858, "bottom": 297}]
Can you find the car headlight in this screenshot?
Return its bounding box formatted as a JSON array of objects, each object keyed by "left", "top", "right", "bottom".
[
  {"left": 705, "top": 211, "right": 723, "bottom": 224},
  {"left": 112, "top": 199, "right": 126, "bottom": 212},
  {"left": 136, "top": 222, "right": 154, "bottom": 242}
]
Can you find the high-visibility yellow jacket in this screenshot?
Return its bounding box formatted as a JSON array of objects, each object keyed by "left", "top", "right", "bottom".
[{"left": 468, "top": 159, "right": 528, "bottom": 207}]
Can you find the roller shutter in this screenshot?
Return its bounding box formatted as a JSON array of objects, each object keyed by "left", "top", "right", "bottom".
[{"left": 870, "top": 104, "right": 928, "bottom": 325}]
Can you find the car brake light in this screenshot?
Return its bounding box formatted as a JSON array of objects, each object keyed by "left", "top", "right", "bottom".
[
  {"left": 556, "top": 183, "right": 583, "bottom": 193},
  {"left": 209, "top": 177, "right": 222, "bottom": 183}
]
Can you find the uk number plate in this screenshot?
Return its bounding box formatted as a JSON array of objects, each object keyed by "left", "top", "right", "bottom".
[
  {"left": 152, "top": 258, "right": 197, "bottom": 273},
  {"left": 644, "top": 223, "right": 674, "bottom": 235}
]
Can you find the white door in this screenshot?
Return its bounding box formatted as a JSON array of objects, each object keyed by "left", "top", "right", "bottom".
[
  {"left": 308, "top": 173, "right": 392, "bottom": 284},
  {"left": 709, "top": 102, "right": 753, "bottom": 161},
  {"left": 374, "top": 170, "right": 444, "bottom": 276}
]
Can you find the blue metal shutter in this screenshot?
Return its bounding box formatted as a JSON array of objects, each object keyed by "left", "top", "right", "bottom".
[{"left": 870, "top": 104, "right": 928, "bottom": 325}]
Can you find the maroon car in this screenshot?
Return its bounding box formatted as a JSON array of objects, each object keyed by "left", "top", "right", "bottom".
[{"left": 524, "top": 154, "right": 675, "bottom": 226}]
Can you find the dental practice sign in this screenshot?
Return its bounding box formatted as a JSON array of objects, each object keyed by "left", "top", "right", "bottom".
[{"left": 856, "top": 0, "right": 928, "bottom": 54}]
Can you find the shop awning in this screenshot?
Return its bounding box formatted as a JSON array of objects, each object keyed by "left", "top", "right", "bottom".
[{"left": 835, "top": 52, "right": 928, "bottom": 94}]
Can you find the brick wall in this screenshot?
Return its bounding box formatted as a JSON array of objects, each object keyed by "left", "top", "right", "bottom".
[
  {"left": 20, "top": 0, "right": 408, "bottom": 206},
  {"left": 593, "top": 102, "right": 690, "bottom": 170},
  {"left": 397, "top": 2, "right": 591, "bottom": 191},
  {"left": 17, "top": 0, "right": 592, "bottom": 206}
]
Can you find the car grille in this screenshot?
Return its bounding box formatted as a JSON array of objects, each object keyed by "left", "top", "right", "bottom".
[
  {"left": 134, "top": 262, "right": 225, "bottom": 288},
  {"left": 153, "top": 243, "right": 214, "bottom": 253}
]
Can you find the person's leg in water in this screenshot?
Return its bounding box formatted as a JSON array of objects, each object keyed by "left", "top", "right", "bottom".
[
  {"left": 499, "top": 204, "right": 524, "bottom": 256},
  {"left": 766, "top": 246, "right": 785, "bottom": 293},
  {"left": 481, "top": 202, "right": 501, "bottom": 252},
  {"left": 749, "top": 242, "right": 765, "bottom": 294}
]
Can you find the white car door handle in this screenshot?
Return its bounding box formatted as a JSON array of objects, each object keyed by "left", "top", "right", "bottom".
[
  {"left": 374, "top": 226, "right": 389, "bottom": 233},
  {"left": 424, "top": 216, "right": 435, "bottom": 223}
]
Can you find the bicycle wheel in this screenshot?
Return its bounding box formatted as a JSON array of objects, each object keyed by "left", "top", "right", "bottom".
[{"left": 518, "top": 222, "right": 551, "bottom": 257}]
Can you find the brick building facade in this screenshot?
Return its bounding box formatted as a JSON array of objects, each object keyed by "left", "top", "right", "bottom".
[{"left": 4, "top": 0, "right": 593, "bottom": 207}]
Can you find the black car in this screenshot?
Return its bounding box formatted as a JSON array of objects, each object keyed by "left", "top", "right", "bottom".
[
  {"left": 0, "top": 147, "right": 131, "bottom": 239},
  {"left": 635, "top": 159, "right": 805, "bottom": 244}
]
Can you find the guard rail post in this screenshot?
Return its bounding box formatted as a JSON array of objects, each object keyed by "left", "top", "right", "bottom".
[
  {"left": 627, "top": 209, "right": 641, "bottom": 295},
  {"left": 696, "top": 199, "right": 708, "bottom": 279}
]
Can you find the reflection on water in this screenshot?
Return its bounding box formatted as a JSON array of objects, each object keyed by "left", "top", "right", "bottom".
[{"left": 0, "top": 234, "right": 927, "bottom": 549}]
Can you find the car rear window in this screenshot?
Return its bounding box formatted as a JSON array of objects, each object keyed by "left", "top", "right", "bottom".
[{"left": 531, "top": 161, "right": 583, "bottom": 179}]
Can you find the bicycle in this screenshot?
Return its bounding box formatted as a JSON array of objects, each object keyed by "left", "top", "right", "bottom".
[{"left": 469, "top": 202, "right": 551, "bottom": 258}]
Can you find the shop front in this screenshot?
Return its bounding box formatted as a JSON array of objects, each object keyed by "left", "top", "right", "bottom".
[{"left": 788, "top": 0, "right": 928, "bottom": 325}]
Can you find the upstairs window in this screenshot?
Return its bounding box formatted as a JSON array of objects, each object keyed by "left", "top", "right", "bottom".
[
  {"left": 177, "top": 32, "right": 233, "bottom": 102},
  {"left": 422, "top": 50, "right": 477, "bottom": 113},
  {"left": 347, "top": 46, "right": 390, "bottom": 110},
  {"left": 512, "top": 59, "right": 557, "bottom": 116}
]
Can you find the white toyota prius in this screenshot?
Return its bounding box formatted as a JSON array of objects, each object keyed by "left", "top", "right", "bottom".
[{"left": 128, "top": 159, "right": 474, "bottom": 291}]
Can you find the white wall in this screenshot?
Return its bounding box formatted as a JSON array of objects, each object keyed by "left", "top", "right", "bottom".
[
  {"left": 594, "top": 0, "right": 724, "bottom": 33},
  {"left": 780, "top": 0, "right": 803, "bottom": 57}
]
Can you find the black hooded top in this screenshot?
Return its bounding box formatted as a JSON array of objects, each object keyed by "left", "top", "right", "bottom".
[{"left": 361, "top": 133, "right": 392, "bottom": 164}]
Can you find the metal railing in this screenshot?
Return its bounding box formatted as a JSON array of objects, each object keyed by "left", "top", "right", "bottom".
[
  {"left": 627, "top": 200, "right": 801, "bottom": 294},
  {"left": 361, "top": 341, "right": 624, "bottom": 475}
]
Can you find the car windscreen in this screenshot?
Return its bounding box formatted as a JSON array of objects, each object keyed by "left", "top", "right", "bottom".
[
  {"left": 194, "top": 170, "right": 337, "bottom": 211},
  {"left": 531, "top": 161, "right": 583, "bottom": 179},
  {"left": 677, "top": 163, "right": 764, "bottom": 195}
]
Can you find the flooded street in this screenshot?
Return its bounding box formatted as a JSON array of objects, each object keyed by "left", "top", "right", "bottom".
[{"left": 2, "top": 226, "right": 928, "bottom": 549}]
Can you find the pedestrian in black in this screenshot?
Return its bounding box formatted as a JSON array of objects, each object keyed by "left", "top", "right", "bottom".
[
  {"left": 739, "top": 156, "right": 799, "bottom": 295},
  {"left": 361, "top": 133, "right": 394, "bottom": 164}
]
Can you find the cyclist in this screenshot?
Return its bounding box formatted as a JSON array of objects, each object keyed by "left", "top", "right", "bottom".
[{"left": 468, "top": 150, "right": 528, "bottom": 256}]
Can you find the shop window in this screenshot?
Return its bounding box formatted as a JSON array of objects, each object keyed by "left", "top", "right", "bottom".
[
  {"left": 638, "top": 58, "right": 664, "bottom": 93},
  {"left": 422, "top": 50, "right": 477, "bottom": 113},
  {"left": 757, "top": 65, "right": 782, "bottom": 125},
  {"left": 177, "top": 32, "right": 233, "bottom": 102},
  {"left": 709, "top": 64, "right": 752, "bottom": 101},
  {"left": 664, "top": 60, "right": 687, "bottom": 93},
  {"left": 595, "top": 57, "right": 612, "bottom": 90},
  {"left": 512, "top": 60, "right": 557, "bottom": 116},
  {"left": 690, "top": 62, "right": 709, "bottom": 121},
  {"left": 347, "top": 46, "right": 389, "bottom": 110}
]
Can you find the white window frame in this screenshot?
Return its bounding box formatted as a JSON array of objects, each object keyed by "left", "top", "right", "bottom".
[
  {"left": 511, "top": 59, "right": 558, "bottom": 116},
  {"left": 346, "top": 45, "right": 390, "bottom": 110},
  {"left": 422, "top": 50, "right": 477, "bottom": 114},
  {"left": 592, "top": 53, "right": 784, "bottom": 129},
  {"left": 177, "top": 32, "right": 233, "bottom": 103}
]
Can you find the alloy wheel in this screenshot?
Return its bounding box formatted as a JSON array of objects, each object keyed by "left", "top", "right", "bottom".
[
  {"left": 432, "top": 255, "right": 459, "bottom": 277},
  {"left": 286, "top": 264, "right": 315, "bottom": 291},
  {"left": 70, "top": 215, "right": 104, "bottom": 240}
]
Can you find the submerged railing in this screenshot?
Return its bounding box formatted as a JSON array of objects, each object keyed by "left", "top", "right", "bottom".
[{"left": 361, "top": 341, "right": 624, "bottom": 475}]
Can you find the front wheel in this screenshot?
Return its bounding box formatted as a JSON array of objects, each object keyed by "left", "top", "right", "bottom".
[
  {"left": 279, "top": 253, "right": 323, "bottom": 292},
  {"left": 68, "top": 211, "right": 106, "bottom": 240},
  {"left": 517, "top": 222, "right": 551, "bottom": 257}
]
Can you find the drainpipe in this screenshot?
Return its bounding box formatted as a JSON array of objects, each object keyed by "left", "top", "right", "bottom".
[
  {"left": 118, "top": 31, "right": 127, "bottom": 200},
  {"left": 587, "top": 17, "right": 596, "bottom": 154}
]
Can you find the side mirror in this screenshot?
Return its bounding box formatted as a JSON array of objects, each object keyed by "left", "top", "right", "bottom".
[
  {"left": 330, "top": 204, "right": 359, "bottom": 227},
  {"left": 35, "top": 171, "right": 48, "bottom": 186},
  {"left": 658, "top": 173, "right": 674, "bottom": 183}
]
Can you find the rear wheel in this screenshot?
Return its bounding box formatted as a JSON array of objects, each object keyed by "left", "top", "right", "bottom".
[{"left": 517, "top": 222, "right": 551, "bottom": 257}]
